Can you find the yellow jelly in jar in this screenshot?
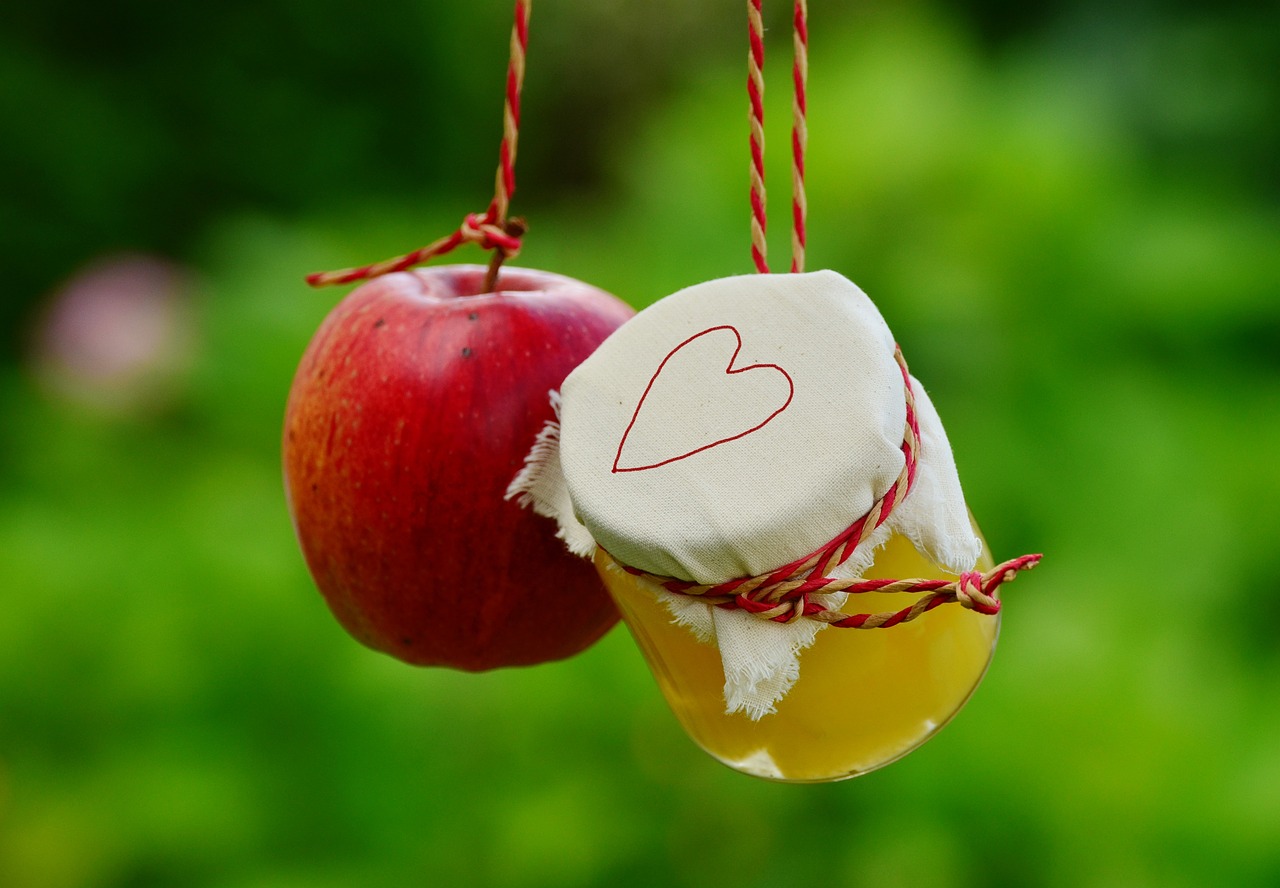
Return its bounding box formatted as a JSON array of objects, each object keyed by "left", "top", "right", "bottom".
[{"left": 596, "top": 528, "right": 998, "bottom": 783}]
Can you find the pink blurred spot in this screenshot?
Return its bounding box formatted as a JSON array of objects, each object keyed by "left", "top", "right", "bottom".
[{"left": 32, "top": 254, "right": 198, "bottom": 414}]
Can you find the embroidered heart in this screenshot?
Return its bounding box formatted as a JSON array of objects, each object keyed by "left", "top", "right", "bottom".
[{"left": 612, "top": 324, "right": 795, "bottom": 473}]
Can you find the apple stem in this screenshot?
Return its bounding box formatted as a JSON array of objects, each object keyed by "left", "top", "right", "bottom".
[
  {"left": 305, "top": 0, "right": 533, "bottom": 289},
  {"left": 481, "top": 219, "right": 528, "bottom": 293},
  {"left": 483, "top": 252, "right": 504, "bottom": 293}
]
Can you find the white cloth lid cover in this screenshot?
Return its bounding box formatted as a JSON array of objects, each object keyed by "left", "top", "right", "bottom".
[{"left": 510, "top": 270, "right": 981, "bottom": 717}]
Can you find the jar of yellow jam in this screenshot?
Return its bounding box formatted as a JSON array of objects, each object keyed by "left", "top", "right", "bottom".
[
  {"left": 508, "top": 271, "right": 1033, "bottom": 782},
  {"left": 595, "top": 528, "right": 999, "bottom": 783}
]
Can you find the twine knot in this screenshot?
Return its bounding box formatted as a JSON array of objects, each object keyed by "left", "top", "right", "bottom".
[
  {"left": 305, "top": 211, "right": 528, "bottom": 288},
  {"left": 956, "top": 571, "right": 1000, "bottom": 615},
  {"left": 460, "top": 213, "right": 526, "bottom": 258},
  {"left": 733, "top": 590, "right": 811, "bottom": 623}
]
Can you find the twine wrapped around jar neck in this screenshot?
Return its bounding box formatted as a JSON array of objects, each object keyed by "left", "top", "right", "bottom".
[{"left": 604, "top": 345, "right": 1041, "bottom": 630}]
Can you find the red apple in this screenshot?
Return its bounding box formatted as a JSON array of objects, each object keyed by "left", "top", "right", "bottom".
[{"left": 283, "top": 264, "right": 634, "bottom": 670}]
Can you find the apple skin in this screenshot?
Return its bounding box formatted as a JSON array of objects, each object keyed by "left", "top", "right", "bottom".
[{"left": 283, "top": 264, "right": 634, "bottom": 670}]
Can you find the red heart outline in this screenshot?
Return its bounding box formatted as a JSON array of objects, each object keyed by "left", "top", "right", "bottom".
[{"left": 612, "top": 324, "right": 795, "bottom": 473}]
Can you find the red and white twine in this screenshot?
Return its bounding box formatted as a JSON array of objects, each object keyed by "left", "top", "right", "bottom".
[
  {"left": 747, "top": 0, "right": 769, "bottom": 274},
  {"left": 488, "top": 0, "right": 528, "bottom": 230},
  {"left": 790, "top": 0, "right": 808, "bottom": 273},
  {"left": 307, "top": 0, "right": 532, "bottom": 289},
  {"left": 749, "top": 0, "right": 809, "bottom": 275},
  {"left": 618, "top": 346, "right": 1042, "bottom": 628}
]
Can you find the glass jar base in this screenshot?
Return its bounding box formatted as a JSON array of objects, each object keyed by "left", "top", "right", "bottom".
[{"left": 597, "top": 527, "right": 1000, "bottom": 783}]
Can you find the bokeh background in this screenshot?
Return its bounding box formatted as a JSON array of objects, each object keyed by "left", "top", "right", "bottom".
[{"left": 2, "top": 1, "right": 1278, "bottom": 885}]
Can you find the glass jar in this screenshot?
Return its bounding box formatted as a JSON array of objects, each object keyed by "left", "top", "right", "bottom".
[{"left": 596, "top": 527, "right": 999, "bottom": 783}]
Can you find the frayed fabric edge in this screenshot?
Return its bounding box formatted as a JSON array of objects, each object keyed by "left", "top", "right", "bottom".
[{"left": 504, "top": 390, "right": 597, "bottom": 559}]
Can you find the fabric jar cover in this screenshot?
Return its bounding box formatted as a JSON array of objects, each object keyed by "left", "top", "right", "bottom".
[{"left": 509, "top": 270, "right": 981, "bottom": 718}]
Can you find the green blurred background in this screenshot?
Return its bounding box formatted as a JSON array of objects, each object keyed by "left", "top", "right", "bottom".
[{"left": 2, "top": 0, "right": 1277, "bottom": 885}]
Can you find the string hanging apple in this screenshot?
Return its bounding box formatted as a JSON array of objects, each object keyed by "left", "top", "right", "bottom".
[
  {"left": 284, "top": 0, "right": 635, "bottom": 669},
  {"left": 284, "top": 264, "right": 633, "bottom": 669}
]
